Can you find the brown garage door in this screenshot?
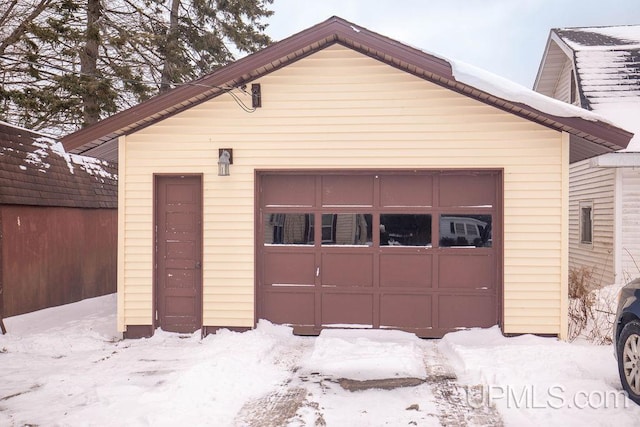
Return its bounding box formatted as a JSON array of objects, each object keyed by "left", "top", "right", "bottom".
[{"left": 256, "top": 171, "right": 501, "bottom": 338}]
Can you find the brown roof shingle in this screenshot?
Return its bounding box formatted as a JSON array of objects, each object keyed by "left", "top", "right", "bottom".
[
  {"left": 554, "top": 26, "right": 640, "bottom": 111},
  {"left": 0, "top": 123, "right": 117, "bottom": 208}
]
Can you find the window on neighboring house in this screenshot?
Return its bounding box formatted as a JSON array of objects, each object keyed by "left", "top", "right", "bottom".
[
  {"left": 580, "top": 203, "right": 593, "bottom": 244},
  {"left": 570, "top": 71, "right": 578, "bottom": 105}
]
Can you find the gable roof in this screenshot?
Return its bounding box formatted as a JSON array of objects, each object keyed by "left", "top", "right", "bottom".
[
  {"left": 535, "top": 25, "right": 640, "bottom": 109},
  {"left": 62, "top": 16, "right": 633, "bottom": 163},
  {"left": 0, "top": 122, "right": 117, "bottom": 208},
  {"left": 534, "top": 25, "right": 640, "bottom": 151}
]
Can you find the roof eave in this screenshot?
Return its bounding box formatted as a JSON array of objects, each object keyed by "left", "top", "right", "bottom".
[
  {"left": 533, "top": 32, "right": 556, "bottom": 93},
  {"left": 62, "top": 16, "right": 632, "bottom": 158},
  {"left": 533, "top": 31, "right": 576, "bottom": 96},
  {"left": 591, "top": 152, "right": 640, "bottom": 168},
  {"left": 62, "top": 17, "right": 454, "bottom": 153},
  {"left": 425, "top": 71, "right": 632, "bottom": 153}
]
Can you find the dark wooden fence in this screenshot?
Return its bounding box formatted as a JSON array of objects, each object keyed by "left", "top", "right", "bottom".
[{"left": 0, "top": 205, "right": 117, "bottom": 319}]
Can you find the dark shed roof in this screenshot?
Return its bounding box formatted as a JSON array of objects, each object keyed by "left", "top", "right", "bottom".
[
  {"left": 62, "top": 16, "right": 633, "bottom": 162},
  {"left": 554, "top": 26, "right": 640, "bottom": 111},
  {"left": 0, "top": 122, "right": 117, "bottom": 208}
]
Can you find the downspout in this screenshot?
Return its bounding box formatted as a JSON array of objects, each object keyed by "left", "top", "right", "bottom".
[{"left": 117, "top": 136, "right": 126, "bottom": 335}]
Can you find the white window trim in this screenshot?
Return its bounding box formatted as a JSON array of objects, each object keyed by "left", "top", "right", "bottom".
[{"left": 579, "top": 201, "right": 594, "bottom": 246}]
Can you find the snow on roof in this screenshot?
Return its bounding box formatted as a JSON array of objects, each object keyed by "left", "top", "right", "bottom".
[
  {"left": 372, "top": 33, "right": 619, "bottom": 127},
  {"left": 0, "top": 122, "right": 117, "bottom": 208},
  {"left": 401, "top": 40, "right": 619, "bottom": 126},
  {"left": 449, "top": 58, "right": 617, "bottom": 125},
  {"left": 554, "top": 25, "right": 640, "bottom": 150},
  {"left": 557, "top": 25, "right": 640, "bottom": 50},
  {"left": 589, "top": 103, "right": 640, "bottom": 151},
  {"left": 370, "top": 22, "right": 625, "bottom": 127},
  {"left": 31, "top": 136, "right": 117, "bottom": 179}
]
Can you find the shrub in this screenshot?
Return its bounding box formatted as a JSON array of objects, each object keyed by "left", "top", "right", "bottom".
[{"left": 567, "top": 266, "right": 618, "bottom": 344}]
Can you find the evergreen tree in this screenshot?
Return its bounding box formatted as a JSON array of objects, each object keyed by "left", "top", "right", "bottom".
[
  {"left": 0, "top": 0, "right": 273, "bottom": 136},
  {"left": 154, "top": 0, "right": 273, "bottom": 93}
]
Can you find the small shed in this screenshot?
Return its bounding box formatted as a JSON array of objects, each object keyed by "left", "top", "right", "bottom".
[
  {"left": 0, "top": 122, "right": 118, "bottom": 331},
  {"left": 63, "top": 17, "right": 632, "bottom": 339}
]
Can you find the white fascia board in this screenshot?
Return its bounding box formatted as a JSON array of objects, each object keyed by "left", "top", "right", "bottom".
[
  {"left": 549, "top": 31, "right": 576, "bottom": 58},
  {"left": 591, "top": 152, "right": 640, "bottom": 167}
]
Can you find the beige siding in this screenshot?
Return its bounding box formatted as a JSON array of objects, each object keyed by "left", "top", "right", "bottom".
[
  {"left": 621, "top": 168, "right": 640, "bottom": 282},
  {"left": 568, "top": 159, "right": 616, "bottom": 285},
  {"left": 120, "top": 44, "right": 568, "bottom": 335}
]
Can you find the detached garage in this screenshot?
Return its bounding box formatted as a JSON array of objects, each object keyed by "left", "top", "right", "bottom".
[{"left": 62, "top": 17, "right": 632, "bottom": 339}]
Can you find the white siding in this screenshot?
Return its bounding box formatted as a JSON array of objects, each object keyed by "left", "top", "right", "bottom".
[
  {"left": 620, "top": 167, "right": 640, "bottom": 283},
  {"left": 568, "top": 159, "right": 616, "bottom": 285},
  {"left": 120, "top": 44, "right": 568, "bottom": 336},
  {"left": 552, "top": 58, "right": 577, "bottom": 106}
]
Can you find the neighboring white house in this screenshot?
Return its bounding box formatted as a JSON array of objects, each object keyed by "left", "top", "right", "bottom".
[{"left": 534, "top": 25, "right": 640, "bottom": 285}]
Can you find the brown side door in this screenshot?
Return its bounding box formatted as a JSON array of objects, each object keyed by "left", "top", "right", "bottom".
[{"left": 155, "top": 175, "right": 203, "bottom": 333}]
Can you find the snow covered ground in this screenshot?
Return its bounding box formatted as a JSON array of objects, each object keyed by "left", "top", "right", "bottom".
[{"left": 2, "top": 295, "right": 640, "bottom": 426}]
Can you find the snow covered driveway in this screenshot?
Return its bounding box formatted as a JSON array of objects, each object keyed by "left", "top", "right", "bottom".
[{"left": 1, "top": 295, "right": 639, "bottom": 426}]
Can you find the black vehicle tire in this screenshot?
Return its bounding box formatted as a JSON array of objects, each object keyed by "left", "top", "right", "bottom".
[{"left": 617, "top": 320, "right": 640, "bottom": 405}]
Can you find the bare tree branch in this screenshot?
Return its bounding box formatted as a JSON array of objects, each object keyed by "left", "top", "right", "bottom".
[{"left": 0, "top": 0, "right": 19, "bottom": 28}]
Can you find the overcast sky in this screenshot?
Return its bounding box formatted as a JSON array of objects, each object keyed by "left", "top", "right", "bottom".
[{"left": 266, "top": 0, "right": 640, "bottom": 88}]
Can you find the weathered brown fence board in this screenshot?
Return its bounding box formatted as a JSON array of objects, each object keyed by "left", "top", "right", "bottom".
[{"left": 1, "top": 206, "right": 117, "bottom": 318}]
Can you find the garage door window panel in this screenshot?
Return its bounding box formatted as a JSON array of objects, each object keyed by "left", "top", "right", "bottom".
[
  {"left": 321, "top": 213, "right": 372, "bottom": 246},
  {"left": 439, "top": 214, "right": 492, "bottom": 247},
  {"left": 264, "top": 213, "right": 314, "bottom": 245},
  {"left": 380, "top": 214, "right": 432, "bottom": 246}
]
